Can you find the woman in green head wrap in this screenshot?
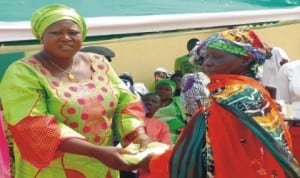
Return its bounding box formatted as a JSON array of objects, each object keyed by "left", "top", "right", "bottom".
[
  {"left": 0, "top": 4, "right": 152, "bottom": 178},
  {"left": 31, "top": 4, "right": 87, "bottom": 40},
  {"left": 154, "top": 79, "right": 187, "bottom": 143}
]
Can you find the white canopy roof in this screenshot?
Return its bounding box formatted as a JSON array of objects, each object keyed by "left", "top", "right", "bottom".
[{"left": 0, "top": 7, "right": 300, "bottom": 43}]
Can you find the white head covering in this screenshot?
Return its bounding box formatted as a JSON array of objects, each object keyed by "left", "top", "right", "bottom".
[
  {"left": 262, "top": 47, "right": 290, "bottom": 87},
  {"left": 154, "top": 67, "right": 171, "bottom": 78}
]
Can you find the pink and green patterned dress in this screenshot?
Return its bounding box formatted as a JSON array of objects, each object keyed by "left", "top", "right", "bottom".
[{"left": 0, "top": 53, "right": 145, "bottom": 178}]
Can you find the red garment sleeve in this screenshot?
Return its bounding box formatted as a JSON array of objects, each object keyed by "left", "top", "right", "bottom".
[{"left": 9, "top": 115, "right": 62, "bottom": 168}]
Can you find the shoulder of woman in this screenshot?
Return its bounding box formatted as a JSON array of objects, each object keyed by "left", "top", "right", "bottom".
[
  {"left": 78, "top": 52, "right": 107, "bottom": 63},
  {"left": 4, "top": 57, "right": 35, "bottom": 74}
]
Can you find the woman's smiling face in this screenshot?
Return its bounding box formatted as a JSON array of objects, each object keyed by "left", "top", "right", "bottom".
[{"left": 41, "top": 19, "right": 82, "bottom": 60}]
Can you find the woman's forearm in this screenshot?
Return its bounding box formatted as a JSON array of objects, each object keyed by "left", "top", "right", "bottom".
[
  {"left": 57, "top": 138, "right": 99, "bottom": 158},
  {"left": 57, "top": 138, "right": 138, "bottom": 171}
]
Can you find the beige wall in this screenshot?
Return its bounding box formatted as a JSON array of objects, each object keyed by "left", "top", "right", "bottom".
[
  {"left": 255, "top": 24, "right": 300, "bottom": 60},
  {"left": 84, "top": 29, "right": 221, "bottom": 86}
]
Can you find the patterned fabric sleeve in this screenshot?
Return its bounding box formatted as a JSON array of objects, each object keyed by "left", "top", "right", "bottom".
[
  {"left": 103, "top": 61, "right": 145, "bottom": 146},
  {"left": 0, "top": 61, "right": 85, "bottom": 168}
]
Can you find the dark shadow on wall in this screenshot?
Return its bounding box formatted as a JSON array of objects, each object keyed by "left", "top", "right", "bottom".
[{"left": 0, "top": 52, "right": 24, "bottom": 81}]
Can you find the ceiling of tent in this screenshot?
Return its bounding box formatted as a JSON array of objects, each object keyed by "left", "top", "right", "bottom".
[{"left": 1, "top": 0, "right": 300, "bottom": 21}]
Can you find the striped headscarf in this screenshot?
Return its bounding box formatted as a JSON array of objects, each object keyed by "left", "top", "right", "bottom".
[
  {"left": 189, "top": 39, "right": 209, "bottom": 65},
  {"left": 31, "top": 4, "right": 87, "bottom": 40},
  {"left": 206, "top": 28, "right": 270, "bottom": 76}
]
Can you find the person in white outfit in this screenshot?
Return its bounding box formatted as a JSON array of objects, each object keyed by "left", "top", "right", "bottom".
[
  {"left": 276, "top": 60, "right": 300, "bottom": 119},
  {"left": 261, "top": 47, "right": 289, "bottom": 90}
]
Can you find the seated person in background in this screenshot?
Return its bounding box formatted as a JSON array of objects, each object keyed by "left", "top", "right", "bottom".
[
  {"left": 142, "top": 93, "right": 172, "bottom": 145},
  {"left": 170, "top": 71, "right": 183, "bottom": 97},
  {"left": 174, "top": 38, "right": 202, "bottom": 74},
  {"left": 119, "top": 72, "right": 149, "bottom": 98},
  {"left": 119, "top": 72, "right": 142, "bottom": 98},
  {"left": 133, "top": 82, "right": 149, "bottom": 96},
  {"left": 180, "top": 72, "right": 210, "bottom": 120},
  {"left": 153, "top": 79, "right": 187, "bottom": 144},
  {"left": 80, "top": 45, "right": 115, "bottom": 62},
  {"left": 138, "top": 92, "right": 172, "bottom": 178},
  {"left": 148, "top": 67, "right": 171, "bottom": 92},
  {"left": 276, "top": 60, "right": 300, "bottom": 119},
  {"left": 261, "top": 45, "right": 289, "bottom": 97}
]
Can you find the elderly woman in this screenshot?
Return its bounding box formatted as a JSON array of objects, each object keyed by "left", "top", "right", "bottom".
[
  {"left": 0, "top": 4, "right": 151, "bottom": 178},
  {"left": 141, "top": 28, "right": 300, "bottom": 178}
]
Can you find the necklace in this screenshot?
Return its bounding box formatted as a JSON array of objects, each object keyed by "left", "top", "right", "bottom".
[{"left": 47, "top": 57, "right": 78, "bottom": 82}]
